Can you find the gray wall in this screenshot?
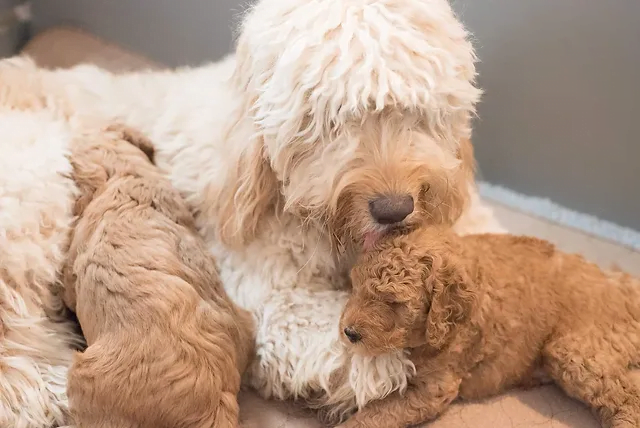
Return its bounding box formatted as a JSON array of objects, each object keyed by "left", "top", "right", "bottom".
[
  {"left": 0, "top": 0, "right": 28, "bottom": 57},
  {"left": 33, "top": 0, "right": 640, "bottom": 230},
  {"left": 452, "top": 0, "right": 640, "bottom": 230},
  {"left": 32, "top": 0, "right": 245, "bottom": 66}
]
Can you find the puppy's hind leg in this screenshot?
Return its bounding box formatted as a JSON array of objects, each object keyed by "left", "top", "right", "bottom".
[{"left": 543, "top": 333, "right": 640, "bottom": 428}]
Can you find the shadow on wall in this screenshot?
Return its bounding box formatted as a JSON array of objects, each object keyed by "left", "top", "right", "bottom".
[
  {"left": 0, "top": 0, "right": 31, "bottom": 56},
  {"left": 453, "top": 0, "right": 640, "bottom": 230}
]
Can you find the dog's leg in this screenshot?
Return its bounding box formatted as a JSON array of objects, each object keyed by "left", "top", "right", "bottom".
[
  {"left": 212, "top": 391, "right": 242, "bottom": 428},
  {"left": 335, "top": 369, "right": 461, "bottom": 428},
  {"left": 543, "top": 335, "right": 640, "bottom": 428}
]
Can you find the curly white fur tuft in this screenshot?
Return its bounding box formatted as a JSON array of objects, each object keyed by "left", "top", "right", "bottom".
[{"left": 236, "top": 0, "right": 481, "bottom": 157}]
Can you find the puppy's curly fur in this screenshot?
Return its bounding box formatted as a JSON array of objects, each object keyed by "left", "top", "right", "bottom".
[
  {"left": 61, "top": 125, "right": 255, "bottom": 428},
  {"left": 340, "top": 228, "right": 640, "bottom": 428}
]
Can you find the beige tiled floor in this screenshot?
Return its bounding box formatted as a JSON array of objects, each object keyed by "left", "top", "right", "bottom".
[{"left": 239, "top": 202, "right": 640, "bottom": 428}]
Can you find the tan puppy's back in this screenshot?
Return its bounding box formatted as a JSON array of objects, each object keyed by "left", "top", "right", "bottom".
[{"left": 63, "top": 126, "right": 254, "bottom": 428}]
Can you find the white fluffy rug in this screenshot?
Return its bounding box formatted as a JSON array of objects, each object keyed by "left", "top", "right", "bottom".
[{"left": 479, "top": 181, "right": 640, "bottom": 251}]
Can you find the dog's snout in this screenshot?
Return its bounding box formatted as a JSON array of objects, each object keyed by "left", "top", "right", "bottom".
[
  {"left": 344, "top": 326, "right": 362, "bottom": 343},
  {"left": 369, "top": 194, "right": 414, "bottom": 225}
]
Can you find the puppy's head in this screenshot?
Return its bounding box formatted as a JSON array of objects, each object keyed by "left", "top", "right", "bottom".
[
  {"left": 71, "top": 125, "right": 156, "bottom": 217},
  {"left": 105, "top": 124, "right": 155, "bottom": 163},
  {"left": 340, "top": 228, "right": 478, "bottom": 356},
  {"left": 218, "top": 0, "right": 480, "bottom": 249}
]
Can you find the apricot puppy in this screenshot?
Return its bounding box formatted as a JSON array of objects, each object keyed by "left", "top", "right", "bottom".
[
  {"left": 340, "top": 227, "right": 640, "bottom": 428},
  {"left": 61, "top": 125, "right": 255, "bottom": 428}
]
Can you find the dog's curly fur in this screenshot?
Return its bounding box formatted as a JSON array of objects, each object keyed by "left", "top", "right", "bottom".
[
  {"left": 59, "top": 125, "right": 255, "bottom": 427},
  {"left": 340, "top": 227, "right": 640, "bottom": 428},
  {"left": 0, "top": 0, "right": 505, "bottom": 424}
]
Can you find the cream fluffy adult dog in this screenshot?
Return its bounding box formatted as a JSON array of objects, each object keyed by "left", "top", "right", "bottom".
[
  {"left": 61, "top": 125, "right": 254, "bottom": 427},
  {"left": 0, "top": 0, "right": 504, "bottom": 425}
]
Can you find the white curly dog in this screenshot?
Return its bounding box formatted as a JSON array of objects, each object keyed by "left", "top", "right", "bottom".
[{"left": 0, "top": 0, "right": 505, "bottom": 425}]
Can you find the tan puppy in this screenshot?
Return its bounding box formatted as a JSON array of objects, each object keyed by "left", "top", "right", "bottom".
[
  {"left": 61, "top": 125, "right": 255, "bottom": 428},
  {"left": 340, "top": 227, "right": 640, "bottom": 428}
]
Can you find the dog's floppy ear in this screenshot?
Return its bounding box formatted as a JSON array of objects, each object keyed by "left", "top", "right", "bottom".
[
  {"left": 423, "top": 250, "right": 478, "bottom": 349},
  {"left": 216, "top": 139, "right": 280, "bottom": 247},
  {"left": 457, "top": 137, "right": 477, "bottom": 183},
  {"left": 421, "top": 135, "right": 475, "bottom": 229},
  {"left": 212, "top": 40, "right": 282, "bottom": 247}
]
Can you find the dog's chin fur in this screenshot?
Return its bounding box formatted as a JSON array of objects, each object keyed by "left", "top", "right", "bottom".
[{"left": 0, "top": 0, "right": 506, "bottom": 425}]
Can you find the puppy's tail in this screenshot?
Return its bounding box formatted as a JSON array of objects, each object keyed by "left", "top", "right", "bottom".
[{"left": 106, "top": 123, "right": 155, "bottom": 163}]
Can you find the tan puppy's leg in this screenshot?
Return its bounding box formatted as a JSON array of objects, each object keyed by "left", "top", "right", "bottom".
[{"left": 336, "top": 369, "right": 461, "bottom": 428}]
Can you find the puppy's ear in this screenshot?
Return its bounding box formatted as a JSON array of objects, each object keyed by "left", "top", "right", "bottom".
[
  {"left": 216, "top": 140, "right": 280, "bottom": 247},
  {"left": 423, "top": 250, "right": 478, "bottom": 349},
  {"left": 106, "top": 123, "right": 155, "bottom": 163},
  {"left": 68, "top": 152, "right": 107, "bottom": 217}
]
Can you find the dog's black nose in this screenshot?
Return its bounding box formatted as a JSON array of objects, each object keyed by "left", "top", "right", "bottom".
[
  {"left": 369, "top": 194, "right": 414, "bottom": 225},
  {"left": 344, "top": 327, "right": 362, "bottom": 343}
]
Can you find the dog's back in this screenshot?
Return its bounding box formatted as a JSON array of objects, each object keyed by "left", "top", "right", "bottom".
[{"left": 63, "top": 126, "right": 254, "bottom": 428}]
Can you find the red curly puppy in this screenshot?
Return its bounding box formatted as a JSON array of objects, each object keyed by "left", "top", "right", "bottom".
[{"left": 339, "top": 227, "right": 640, "bottom": 428}]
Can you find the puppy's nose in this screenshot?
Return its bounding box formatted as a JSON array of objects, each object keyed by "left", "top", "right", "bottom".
[
  {"left": 344, "top": 327, "right": 362, "bottom": 343},
  {"left": 369, "top": 194, "right": 414, "bottom": 225}
]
